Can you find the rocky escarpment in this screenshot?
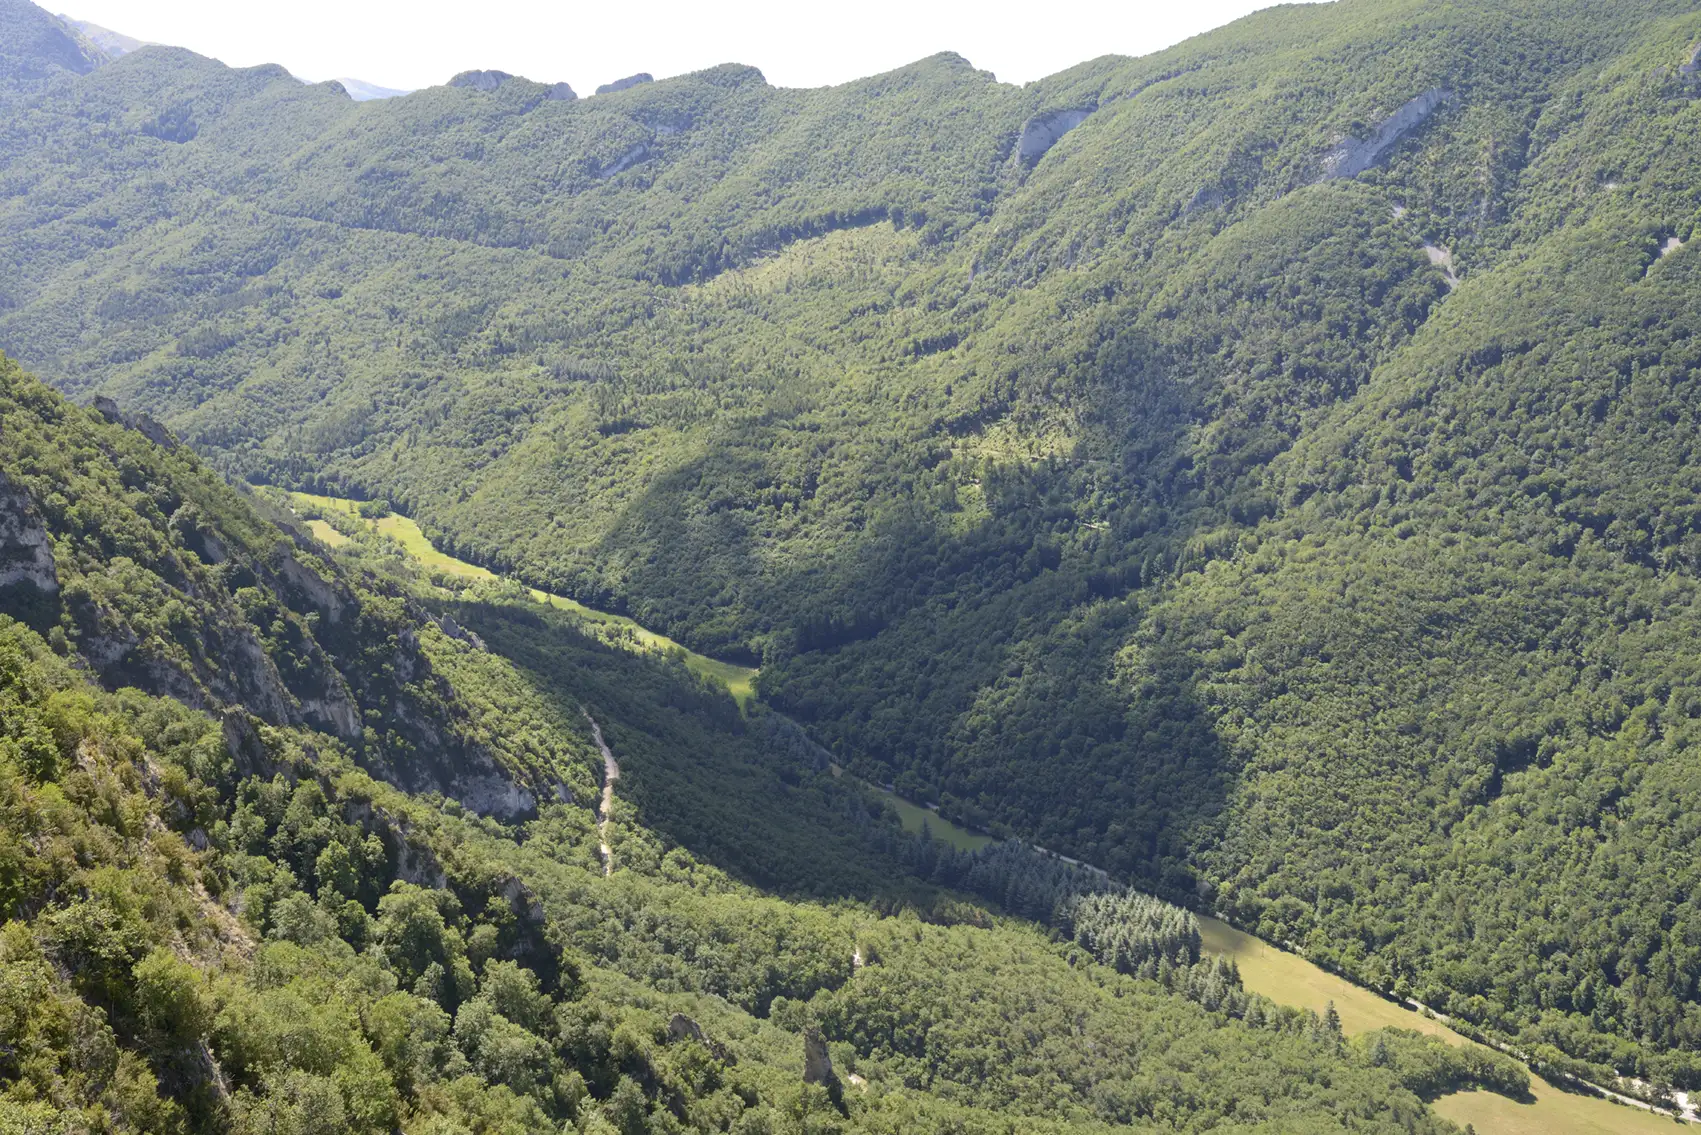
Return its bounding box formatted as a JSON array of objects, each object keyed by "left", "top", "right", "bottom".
[
  {"left": 596, "top": 142, "right": 653, "bottom": 179},
  {"left": 1323, "top": 88, "right": 1453, "bottom": 179},
  {"left": 92, "top": 394, "right": 179, "bottom": 450},
  {"left": 1017, "top": 107, "right": 1093, "bottom": 164},
  {"left": 0, "top": 469, "right": 57, "bottom": 594},
  {"left": 448, "top": 69, "right": 511, "bottom": 92},
  {"left": 447, "top": 69, "right": 575, "bottom": 101},
  {"left": 596, "top": 72, "right": 652, "bottom": 95}
]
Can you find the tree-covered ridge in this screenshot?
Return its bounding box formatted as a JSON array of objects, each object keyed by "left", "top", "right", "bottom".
[
  {"left": 0, "top": 354, "right": 1530, "bottom": 1131},
  {"left": 0, "top": 352, "right": 597, "bottom": 809},
  {"left": 2, "top": 0, "right": 1701, "bottom": 1094},
  {"left": 0, "top": 608, "right": 1528, "bottom": 1133}
]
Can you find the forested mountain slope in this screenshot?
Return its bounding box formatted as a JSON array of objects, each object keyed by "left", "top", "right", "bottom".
[
  {"left": 0, "top": 353, "right": 1538, "bottom": 1133},
  {"left": 3, "top": 0, "right": 1701, "bottom": 1091}
]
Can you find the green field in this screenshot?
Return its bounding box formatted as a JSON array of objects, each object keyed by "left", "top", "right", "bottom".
[
  {"left": 304, "top": 518, "right": 350, "bottom": 547},
  {"left": 1433, "top": 1084, "right": 1677, "bottom": 1135},
  {"left": 879, "top": 790, "right": 993, "bottom": 852},
  {"left": 1197, "top": 916, "right": 1671, "bottom": 1134},
  {"left": 288, "top": 493, "right": 757, "bottom": 705},
  {"left": 825, "top": 765, "right": 993, "bottom": 851},
  {"left": 1198, "top": 917, "right": 1455, "bottom": 1040}
]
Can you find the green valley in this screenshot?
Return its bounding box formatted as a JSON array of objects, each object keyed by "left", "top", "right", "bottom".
[
  {"left": 0, "top": 351, "right": 1532, "bottom": 1133},
  {"left": 2, "top": 0, "right": 1701, "bottom": 1127}
]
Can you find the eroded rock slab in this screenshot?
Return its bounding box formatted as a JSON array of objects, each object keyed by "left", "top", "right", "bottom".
[
  {"left": 1323, "top": 88, "right": 1453, "bottom": 179},
  {"left": 0, "top": 470, "right": 57, "bottom": 593},
  {"left": 1018, "top": 107, "right": 1093, "bottom": 164},
  {"left": 597, "top": 142, "right": 652, "bottom": 179}
]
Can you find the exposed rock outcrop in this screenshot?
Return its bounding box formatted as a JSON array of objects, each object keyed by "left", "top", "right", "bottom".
[
  {"left": 1323, "top": 88, "right": 1453, "bottom": 179},
  {"left": 220, "top": 708, "right": 271, "bottom": 777},
  {"left": 803, "top": 1027, "right": 838, "bottom": 1087},
  {"left": 299, "top": 690, "right": 362, "bottom": 739},
  {"left": 596, "top": 73, "right": 652, "bottom": 95},
  {"left": 276, "top": 552, "right": 347, "bottom": 625},
  {"left": 448, "top": 69, "right": 512, "bottom": 92},
  {"left": 0, "top": 470, "right": 58, "bottom": 594},
  {"left": 448, "top": 71, "right": 575, "bottom": 100},
  {"left": 447, "top": 772, "right": 537, "bottom": 819},
  {"left": 1184, "top": 185, "right": 1226, "bottom": 214},
  {"left": 434, "top": 612, "right": 486, "bottom": 651},
  {"left": 394, "top": 826, "right": 450, "bottom": 889},
  {"left": 597, "top": 142, "right": 653, "bottom": 179},
  {"left": 637, "top": 112, "right": 690, "bottom": 137},
  {"left": 1017, "top": 107, "right": 1093, "bottom": 164},
  {"left": 669, "top": 1013, "right": 735, "bottom": 1062},
  {"left": 1424, "top": 244, "right": 1459, "bottom": 290},
  {"left": 92, "top": 394, "right": 180, "bottom": 450},
  {"left": 1683, "top": 44, "right": 1700, "bottom": 74}
]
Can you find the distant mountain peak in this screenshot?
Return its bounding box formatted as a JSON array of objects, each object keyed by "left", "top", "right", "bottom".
[
  {"left": 0, "top": 0, "right": 106, "bottom": 85},
  {"left": 333, "top": 76, "right": 412, "bottom": 101},
  {"left": 449, "top": 68, "right": 574, "bottom": 102},
  {"left": 447, "top": 68, "right": 575, "bottom": 101},
  {"left": 57, "top": 12, "right": 145, "bottom": 58},
  {"left": 448, "top": 67, "right": 512, "bottom": 92},
  {"left": 595, "top": 72, "right": 652, "bottom": 95}
]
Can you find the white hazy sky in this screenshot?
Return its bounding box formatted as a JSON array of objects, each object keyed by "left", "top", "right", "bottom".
[{"left": 59, "top": 0, "right": 1328, "bottom": 94}]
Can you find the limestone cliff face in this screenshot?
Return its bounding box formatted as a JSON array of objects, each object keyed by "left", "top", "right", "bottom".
[
  {"left": 92, "top": 394, "right": 179, "bottom": 450},
  {"left": 0, "top": 470, "right": 57, "bottom": 594},
  {"left": 1017, "top": 107, "right": 1093, "bottom": 164},
  {"left": 597, "top": 143, "right": 653, "bottom": 179},
  {"left": 448, "top": 69, "right": 512, "bottom": 92},
  {"left": 1322, "top": 88, "right": 1453, "bottom": 179},
  {"left": 4, "top": 363, "right": 552, "bottom": 825}
]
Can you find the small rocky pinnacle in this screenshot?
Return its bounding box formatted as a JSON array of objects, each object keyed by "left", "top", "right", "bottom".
[{"left": 803, "top": 1026, "right": 839, "bottom": 1087}]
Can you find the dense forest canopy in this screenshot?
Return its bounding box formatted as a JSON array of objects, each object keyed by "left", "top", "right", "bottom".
[
  {"left": 3, "top": 0, "right": 1701, "bottom": 1101},
  {"left": 0, "top": 350, "right": 1538, "bottom": 1132}
]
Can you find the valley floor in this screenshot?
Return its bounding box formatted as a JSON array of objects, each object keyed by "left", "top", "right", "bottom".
[
  {"left": 290, "top": 487, "right": 1684, "bottom": 1134},
  {"left": 1200, "top": 918, "right": 1687, "bottom": 1133}
]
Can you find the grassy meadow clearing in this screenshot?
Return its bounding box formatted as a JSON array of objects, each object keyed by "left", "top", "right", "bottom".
[{"left": 288, "top": 492, "right": 757, "bottom": 705}]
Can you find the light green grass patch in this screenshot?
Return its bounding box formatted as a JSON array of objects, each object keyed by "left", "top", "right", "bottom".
[
  {"left": 305, "top": 519, "right": 350, "bottom": 547},
  {"left": 286, "top": 492, "right": 757, "bottom": 706},
  {"left": 1198, "top": 916, "right": 1669, "bottom": 1134},
  {"left": 1433, "top": 1081, "right": 1676, "bottom": 1135},
  {"left": 879, "top": 791, "right": 991, "bottom": 852},
  {"left": 826, "top": 765, "right": 993, "bottom": 851},
  {"left": 1198, "top": 916, "right": 1454, "bottom": 1040}
]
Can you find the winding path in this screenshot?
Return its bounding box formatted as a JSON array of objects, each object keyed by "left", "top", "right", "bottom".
[{"left": 585, "top": 714, "right": 619, "bottom": 876}]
